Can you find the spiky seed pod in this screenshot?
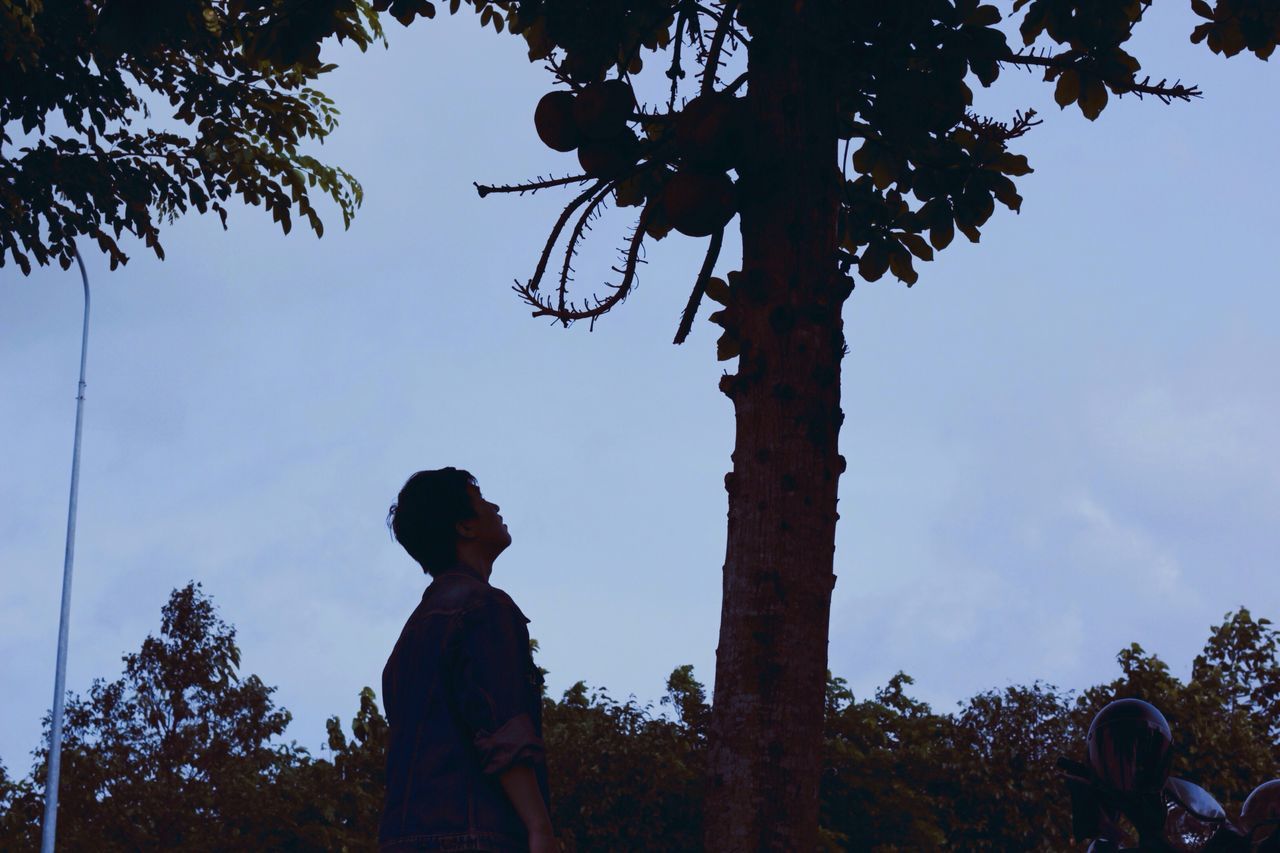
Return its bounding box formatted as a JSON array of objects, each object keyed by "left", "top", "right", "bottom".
[{"left": 535, "top": 90, "right": 581, "bottom": 152}]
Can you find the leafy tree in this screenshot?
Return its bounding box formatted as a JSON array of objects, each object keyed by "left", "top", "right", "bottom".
[
  {"left": 0, "top": 583, "right": 335, "bottom": 850},
  {"left": 11, "top": 0, "right": 1278, "bottom": 843},
  {"left": 0, "top": 0, "right": 382, "bottom": 272},
  {"left": 543, "top": 678, "right": 704, "bottom": 851},
  {"left": 944, "top": 681, "right": 1077, "bottom": 851},
  {"left": 3, "top": 588, "right": 1279, "bottom": 850},
  {"left": 276, "top": 2, "right": 1268, "bottom": 844},
  {"left": 1074, "top": 608, "right": 1280, "bottom": 817},
  {"left": 821, "top": 671, "right": 955, "bottom": 851}
]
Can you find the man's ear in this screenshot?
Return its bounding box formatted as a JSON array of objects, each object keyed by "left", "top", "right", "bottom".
[{"left": 455, "top": 518, "right": 475, "bottom": 540}]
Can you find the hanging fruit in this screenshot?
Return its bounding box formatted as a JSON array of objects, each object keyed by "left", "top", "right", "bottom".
[
  {"left": 573, "top": 79, "right": 636, "bottom": 140},
  {"left": 535, "top": 90, "right": 582, "bottom": 152},
  {"left": 674, "top": 91, "right": 744, "bottom": 171},
  {"left": 578, "top": 126, "right": 640, "bottom": 178},
  {"left": 661, "top": 168, "right": 737, "bottom": 237}
]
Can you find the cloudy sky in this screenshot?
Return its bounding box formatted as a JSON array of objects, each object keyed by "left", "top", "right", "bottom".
[{"left": 3, "top": 5, "right": 1279, "bottom": 773}]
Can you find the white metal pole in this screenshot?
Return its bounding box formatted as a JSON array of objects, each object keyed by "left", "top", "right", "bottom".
[{"left": 40, "top": 244, "right": 91, "bottom": 853}]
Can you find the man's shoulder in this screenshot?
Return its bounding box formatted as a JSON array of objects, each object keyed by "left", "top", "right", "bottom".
[{"left": 417, "top": 573, "right": 525, "bottom": 622}]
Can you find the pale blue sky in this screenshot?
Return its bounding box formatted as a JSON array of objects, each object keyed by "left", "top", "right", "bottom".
[{"left": 3, "top": 4, "right": 1279, "bottom": 772}]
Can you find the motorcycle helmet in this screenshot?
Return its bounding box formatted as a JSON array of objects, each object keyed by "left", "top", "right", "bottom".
[
  {"left": 1086, "top": 698, "right": 1173, "bottom": 794},
  {"left": 1242, "top": 780, "right": 1280, "bottom": 844}
]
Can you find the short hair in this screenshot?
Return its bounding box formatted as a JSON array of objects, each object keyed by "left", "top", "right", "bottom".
[{"left": 387, "top": 468, "right": 478, "bottom": 575}]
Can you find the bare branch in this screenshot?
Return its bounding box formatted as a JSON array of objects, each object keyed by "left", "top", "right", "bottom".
[
  {"left": 515, "top": 207, "right": 651, "bottom": 326},
  {"left": 961, "top": 107, "right": 1042, "bottom": 142},
  {"left": 673, "top": 226, "right": 724, "bottom": 344},
  {"left": 558, "top": 181, "right": 616, "bottom": 322},
  {"left": 695, "top": 2, "right": 751, "bottom": 45},
  {"left": 667, "top": 5, "right": 692, "bottom": 111},
  {"left": 1003, "top": 50, "right": 1201, "bottom": 102},
  {"left": 525, "top": 179, "right": 607, "bottom": 295},
  {"left": 724, "top": 71, "right": 748, "bottom": 96},
  {"left": 700, "top": 0, "right": 740, "bottom": 96},
  {"left": 474, "top": 173, "right": 592, "bottom": 198}
]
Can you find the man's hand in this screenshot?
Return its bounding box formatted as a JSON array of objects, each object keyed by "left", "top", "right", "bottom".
[{"left": 498, "top": 763, "right": 555, "bottom": 852}]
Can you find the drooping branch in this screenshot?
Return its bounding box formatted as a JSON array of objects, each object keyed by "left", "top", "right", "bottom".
[
  {"left": 1003, "top": 49, "right": 1201, "bottom": 102},
  {"left": 474, "top": 172, "right": 592, "bottom": 198},
  {"left": 514, "top": 206, "right": 651, "bottom": 327},
  {"left": 557, "top": 180, "right": 617, "bottom": 322},
  {"left": 523, "top": 178, "right": 607, "bottom": 295},
  {"left": 673, "top": 226, "right": 724, "bottom": 344}
]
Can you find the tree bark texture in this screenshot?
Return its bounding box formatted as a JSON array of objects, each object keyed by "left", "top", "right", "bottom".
[{"left": 704, "top": 4, "right": 845, "bottom": 851}]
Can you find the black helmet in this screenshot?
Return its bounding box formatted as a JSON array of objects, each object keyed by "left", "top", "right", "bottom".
[
  {"left": 1241, "top": 780, "right": 1280, "bottom": 843},
  {"left": 1086, "top": 699, "right": 1173, "bottom": 794}
]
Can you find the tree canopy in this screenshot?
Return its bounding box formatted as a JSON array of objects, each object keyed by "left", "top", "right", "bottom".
[
  {"left": 0, "top": 0, "right": 383, "bottom": 272},
  {"left": 2, "top": 584, "right": 1277, "bottom": 850}
]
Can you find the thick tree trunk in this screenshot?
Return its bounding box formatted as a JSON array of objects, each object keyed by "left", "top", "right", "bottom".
[{"left": 703, "top": 5, "right": 844, "bottom": 851}]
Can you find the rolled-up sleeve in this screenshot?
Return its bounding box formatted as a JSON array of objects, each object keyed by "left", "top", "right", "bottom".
[{"left": 453, "top": 596, "right": 545, "bottom": 776}]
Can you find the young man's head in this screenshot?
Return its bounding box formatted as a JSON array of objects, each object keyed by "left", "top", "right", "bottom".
[{"left": 387, "top": 467, "right": 511, "bottom": 575}]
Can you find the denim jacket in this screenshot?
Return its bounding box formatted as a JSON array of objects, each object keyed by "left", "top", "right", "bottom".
[{"left": 379, "top": 565, "right": 549, "bottom": 851}]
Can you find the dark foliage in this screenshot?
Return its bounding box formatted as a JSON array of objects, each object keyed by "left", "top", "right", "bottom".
[
  {"left": 1, "top": 0, "right": 382, "bottom": 272},
  {"left": 2, "top": 587, "right": 1277, "bottom": 850}
]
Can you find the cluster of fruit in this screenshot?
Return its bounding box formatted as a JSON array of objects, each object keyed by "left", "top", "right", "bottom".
[
  {"left": 535, "top": 80, "right": 639, "bottom": 178},
  {"left": 534, "top": 80, "right": 745, "bottom": 239}
]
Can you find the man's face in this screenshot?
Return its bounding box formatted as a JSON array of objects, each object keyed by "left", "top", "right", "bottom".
[{"left": 457, "top": 483, "right": 512, "bottom": 555}]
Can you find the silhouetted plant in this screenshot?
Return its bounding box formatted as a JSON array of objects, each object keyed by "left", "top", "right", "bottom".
[
  {"left": 1, "top": 0, "right": 382, "bottom": 272},
  {"left": 3, "top": 587, "right": 1278, "bottom": 850}
]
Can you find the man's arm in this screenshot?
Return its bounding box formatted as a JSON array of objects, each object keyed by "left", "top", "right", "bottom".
[
  {"left": 454, "top": 597, "right": 555, "bottom": 848},
  {"left": 498, "top": 764, "right": 554, "bottom": 846}
]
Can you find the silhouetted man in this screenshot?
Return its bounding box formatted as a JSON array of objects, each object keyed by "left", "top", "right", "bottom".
[{"left": 380, "top": 468, "right": 554, "bottom": 852}]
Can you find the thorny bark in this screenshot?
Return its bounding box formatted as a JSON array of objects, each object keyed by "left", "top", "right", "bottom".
[{"left": 704, "top": 3, "right": 845, "bottom": 850}]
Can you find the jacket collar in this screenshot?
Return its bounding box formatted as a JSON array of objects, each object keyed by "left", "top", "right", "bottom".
[{"left": 433, "top": 562, "right": 488, "bottom": 583}]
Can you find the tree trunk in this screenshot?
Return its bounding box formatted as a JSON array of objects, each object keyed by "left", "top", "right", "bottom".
[{"left": 704, "top": 4, "right": 844, "bottom": 851}]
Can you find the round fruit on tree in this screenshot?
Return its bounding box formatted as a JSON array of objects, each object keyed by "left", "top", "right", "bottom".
[
  {"left": 577, "top": 127, "right": 641, "bottom": 178},
  {"left": 561, "top": 44, "right": 614, "bottom": 84},
  {"left": 573, "top": 79, "right": 636, "bottom": 140},
  {"left": 535, "top": 90, "right": 581, "bottom": 152},
  {"left": 674, "top": 92, "right": 744, "bottom": 171},
  {"left": 662, "top": 168, "right": 737, "bottom": 237}
]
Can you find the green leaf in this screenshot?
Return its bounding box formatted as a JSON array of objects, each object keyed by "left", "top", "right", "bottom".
[
  {"left": 1078, "top": 77, "right": 1108, "bottom": 120},
  {"left": 858, "top": 241, "right": 890, "bottom": 282},
  {"left": 990, "top": 175, "right": 1023, "bottom": 212},
  {"left": 994, "top": 153, "right": 1033, "bottom": 176},
  {"left": 1054, "top": 70, "right": 1080, "bottom": 109},
  {"left": 887, "top": 245, "right": 918, "bottom": 286},
  {"left": 929, "top": 217, "right": 955, "bottom": 251},
  {"left": 898, "top": 232, "right": 934, "bottom": 262},
  {"left": 704, "top": 276, "right": 730, "bottom": 306}
]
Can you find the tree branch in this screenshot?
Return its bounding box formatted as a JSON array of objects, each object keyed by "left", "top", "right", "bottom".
[
  {"left": 673, "top": 226, "right": 724, "bottom": 344},
  {"left": 700, "top": 0, "right": 740, "bottom": 96},
  {"left": 558, "top": 181, "right": 616, "bottom": 321},
  {"left": 474, "top": 172, "right": 592, "bottom": 198},
  {"left": 523, "top": 179, "right": 606, "bottom": 295},
  {"left": 1003, "top": 50, "right": 1201, "bottom": 102},
  {"left": 515, "top": 208, "right": 651, "bottom": 326}
]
